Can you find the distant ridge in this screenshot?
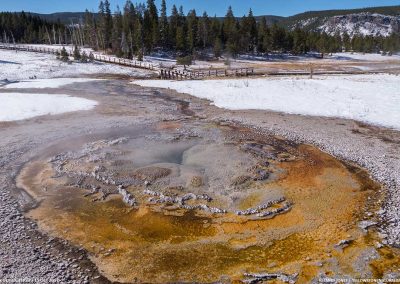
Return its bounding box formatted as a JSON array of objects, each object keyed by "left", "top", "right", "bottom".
[
  {"left": 28, "top": 12, "right": 94, "bottom": 24},
  {"left": 279, "top": 5, "right": 400, "bottom": 29}
]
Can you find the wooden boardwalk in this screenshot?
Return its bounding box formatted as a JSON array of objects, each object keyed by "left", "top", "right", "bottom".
[{"left": 159, "top": 67, "right": 255, "bottom": 80}]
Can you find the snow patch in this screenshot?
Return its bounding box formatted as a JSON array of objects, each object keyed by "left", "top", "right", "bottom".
[
  {"left": 330, "top": 52, "right": 400, "bottom": 61},
  {"left": 134, "top": 74, "right": 400, "bottom": 130},
  {"left": 0, "top": 93, "right": 98, "bottom": 121},
  {"left": 3, "top": 78, "right": 101, "bottom": 89}
]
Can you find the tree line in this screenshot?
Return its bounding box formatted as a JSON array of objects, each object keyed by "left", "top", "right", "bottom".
[
  {"left": 0, "top": 11, "right": 66, "bottom": 44},
  {"left": 72, "top": 0, "right": 400, "bottom": 58},
  {"left": 2, "top": 1, "right": 400, "bottom": 59}
]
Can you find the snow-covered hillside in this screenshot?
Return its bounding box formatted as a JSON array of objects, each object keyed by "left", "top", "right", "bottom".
[
  {"left": 134, "top": 74, "right": 400, "bottom": 130},
  {"left": 296, "top": 12, "right": 400, "bottom": 37},
  {"left": 319, "top": 13, "right": 400, "bottom": 37}
]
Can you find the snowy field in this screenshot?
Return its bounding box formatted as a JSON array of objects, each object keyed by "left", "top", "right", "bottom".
[
  {"left": 330, "top": 52, "right": 400, "bottom": 61},
  {"left": 134, "top": 74, "right": 400, "bottom": 130},
  {"left": 150, "top": 51, "right": 400, "bottom": 70},
  {"left": 0, "top": 92, "right": 97, "bottom": 122},
  {"left": 13, "top": 45, "right": 400, "bottom": 69},
  {"left": 0, "top": 49, "right": 154, "bottom": 81}
]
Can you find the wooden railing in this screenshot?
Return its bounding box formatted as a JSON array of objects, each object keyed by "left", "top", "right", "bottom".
[{"left": 159, "top": 67, "right": 255, "bottom": 80}]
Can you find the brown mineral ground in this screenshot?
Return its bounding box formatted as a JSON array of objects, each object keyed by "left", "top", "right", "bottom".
[{"left": 16, "top": 121, "right": 398, "bottom": 283}]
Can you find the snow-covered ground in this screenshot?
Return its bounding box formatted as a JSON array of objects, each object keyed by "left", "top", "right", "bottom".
[
  {"left": 330, "top": 52, "right": 400, "bottom": 61},
  {"left": 2, "top": 78, "right": 100, "bottom": 89},
  {"left": 134, "top": 74, "right": 400, "bottom": 130},
  {"left": 1, "top": 78, "right": 101, "bottom": 89},
  {"left": 0, "top": 93, "right": 97, "bottom": 122},
  {"left": 151, "top": 52, "right": 400, "bottom": 71},
  {"left": 5, "top": 44, "right": 399, "bottom": 80},
  {"left": 21, "top": 44, "right": 159, "bottom": 68},
  {"left": 0, "top": 49, "right": 154, "bottom": 81}
]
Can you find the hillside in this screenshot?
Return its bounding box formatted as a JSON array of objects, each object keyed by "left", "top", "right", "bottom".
[
  {"left": 279, "top": 5, "right": 400, "bottom": 36},
  {"left": 280, "top": 5, "right": 400, "bottom": 27},
  {"left": 29, "top": 12, "right": 92, "bottom": 24},
  {"left": 317, "top": 13, "right": 400, "bottom": 37}
]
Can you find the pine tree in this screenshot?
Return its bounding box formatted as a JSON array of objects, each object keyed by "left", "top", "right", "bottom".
[
  {"left": 176, "top": 26, "right": 186, "bottom": 52},
  {"left": 257, "top": 17, "right": 271, "bottom": 53},
  {"left": 198, "top": 12, "right": 210, "bottom": 48},
  {"left": 98, "top": 1, "right": 106, "bottom": 50},
  {"left": 333, "top": 32, "right": 342, "bottom": 53},
  {"left": 244, "top": 9, "right": 257, "bottom": 52},
  {"left": 223, "top": 6, "right": 238, "bottom": 56},
  {"left": 317, "top": 32, "right": 330, "bottom": 57},
  {"left": 186, "top": 10, "right": 198, "bottom": 53},
  {"left": 352, "top": 35, "right": 365, "bottom": 53},
  {"left": 112, "top": 6, "right": 123, "bottom": 57},
  {"left": 121, "top": 31, "right": 129, "bottom": 58},
  {"left": 169, "top": 5, "right": 179, "bottom": 49},
  {"left": 342, "top": 32, "right": 351, "bottom": 52},
  {"left": 223, "top": 6, "right": 236, "bottom": 43},
  {"left": 292, "top": 27, "right": 307, "bottom": 54},
  {"left": 159, "top": 0, "right": 169, "bottom": 48},
  {"left": 81, "top": 51, "right": 89, "bottom": 62},
  {"left": 83, "top": 10, "right": 98, "bottom": 50},
  {"left": 175, "top": 6, "right": 187, "bottom": 52},
  {"left": 133, "top": 14, "right": 144, "bottom": 54},
  {"left": 210, "top": 16, "right": 221, "bottom": 49},
  {"left": 60, "top": 46, "right": 69, "bottom": 62},
  {"left": 94, "top": 0, "right": 112, "bottom": 50},
  {"left": 89, "top": 52, "right": 95, "bottom": 62},
  {"left": 137, "top": 48, "right": 144, "bottom": 61},
  {"left": 73, "top": 45, "right": 81, "bottom": 60},
  {"left": 213, "top": 37, "right": 222, "bottom": 58},
  {"left": 271, "top": 23, "right": 286, "bottom": 52},
  {"left": 147, "top": 0, "right": 159, "bottom": 48},
  {"left": 104, "top": 0, "right": 113, "bottom": 49},
  {"left": 123, "top": 0, "right": 137, "bottom": 57}
]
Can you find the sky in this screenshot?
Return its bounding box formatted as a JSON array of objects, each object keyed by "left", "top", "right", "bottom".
[{"left": 1, "top": 0, "right": 399, "bottom": 16}]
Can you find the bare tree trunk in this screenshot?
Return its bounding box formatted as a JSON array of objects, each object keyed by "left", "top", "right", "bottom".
[
  {"left": 2, "top": 31, "right": 8, "bottom": 44},
  {"left": 45, "top": 26, "right": 52, "bottom": 45},
  {"left": 52, "top": 25, "right": 56, "bottom": 45},
  {"left": 95, "top": 29, "right": 99, "bottom": 50},
  {"left": 10, "top": 32, "right": 16, "bottom": 45},
  {"left": 98, "top": 32, "right": 105, "bottom": 52},
  {"left": 80, "top": 25, "right": 85, "bottom": 46},
  {"left": 76, "top": 24, "right": 82, "bottom": 46},
  {"left": 129, "top": 31, "right": 134, "bottom": 58},
  {"left": 58, "top": 29, "right": 62, "bottom": 45}
]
